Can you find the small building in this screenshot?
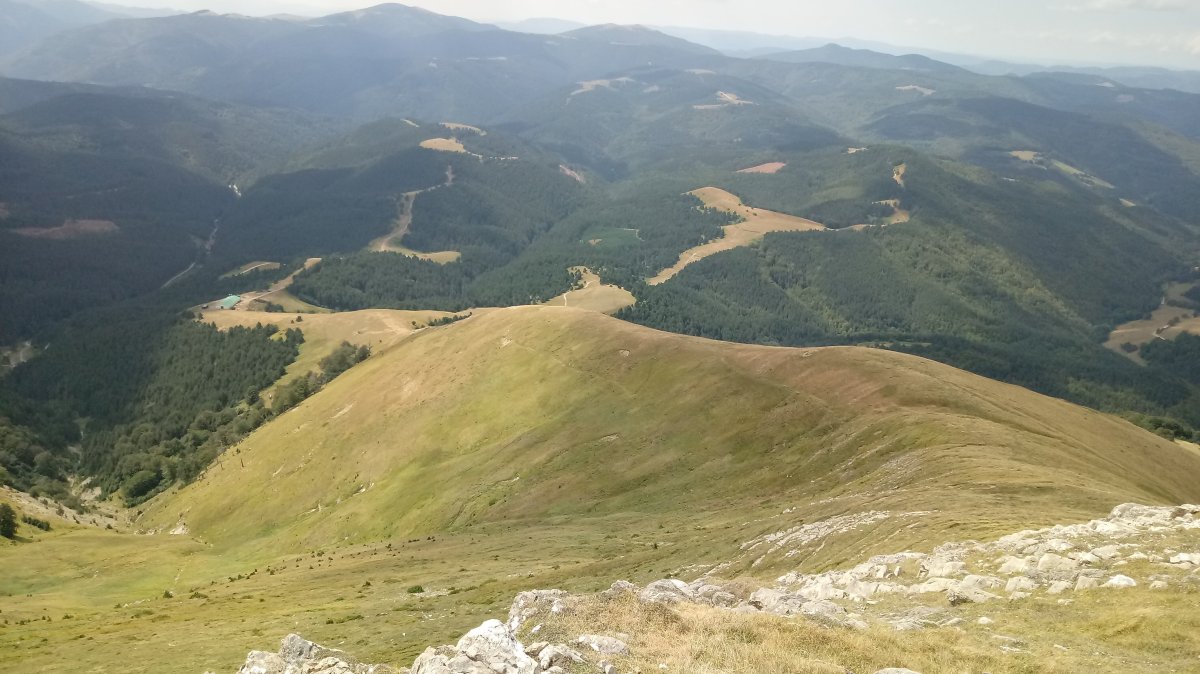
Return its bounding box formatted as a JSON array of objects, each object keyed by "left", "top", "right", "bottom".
[{"left": 219, "top": 295, "right": 242, "bottom": 310}]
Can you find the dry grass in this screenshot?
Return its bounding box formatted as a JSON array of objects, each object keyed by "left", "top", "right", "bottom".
[
  {"left": 543, "top": 267, "right": 635, "bottom": 314},
  {"left": 7, "top": 306, "right": 1200, "bottom": 672},
  {"left": 571, "top": 78, "right": 634, "bottom": 96},
  {"left": 419, "top": 138, "right": 468, "bottom": 153},
  {"left": 1104, "top": 282, "right": 1199, "bottom": 361},
  {"left": 368, "top": 189, "right": 462, "bottom": 264},
  {"left": 736, "top": 162, "right": 787, "bottom": 175},
  {"left": 649, "top": 187, "right": 826, "bottom": 285},
  {"left": 12, "top": 219, "right": 118, "bottom": 239}
]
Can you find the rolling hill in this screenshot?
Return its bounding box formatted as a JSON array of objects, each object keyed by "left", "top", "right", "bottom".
[{"left": 4, "top": 305, "right": 1200, "bottom": 672}]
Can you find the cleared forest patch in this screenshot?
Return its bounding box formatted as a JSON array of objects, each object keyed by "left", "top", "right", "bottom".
[
  {"left": 648, "top": 187, "right": 826, "bottom": 285},
  {"left": 737, "top": 162, "right": 787, "bottom": 174},
  {"left": 543, "top": 267, "right": 635, "bottom": 314},
  {"left": 13, "top": 219, "right": 118, "bottom": 239},
  {"left": 420, "top": 138, "right": 468, "bottom": 153}
]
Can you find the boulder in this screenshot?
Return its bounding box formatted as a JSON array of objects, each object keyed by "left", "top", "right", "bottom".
[
  {"left": 1036, "top": 553, "right": 1077, "bottom": 574},
  {"left": 947, "top": 585, "right": 997, "bottom": 606},
  {"left": 1169, "top": 553, "right": 1199, "bottom": 565},
  {"left": 601, "top": 580, "right": 639, "bottom": 599},
  {"left": 639, "top": 579, "right": 692, "bottom": 604},
  {"left": 961, "top": 575, "right": 1002, "bottom": 590},
  {"left": 1004, "top": 577, "right": 1037, "bottom": 594},
  {"left": 538, "top": 644, "right": 584, "bottom": 670},
  {"left": 236, "top": 634, "right": 395, "bottom": 674},
  {"left": 1150, "top": 580, "right": 1169, "bottom": 590},
  {"left": 1103, "top": 575, "right": 1137, "bottom": 589},
  {"left": 508, "top": 590, "right": 570, "bottom": 633},
  {"left": 576, "top": 634, "right": 630, "bottom": 656},
  {"left": 1090, "top": 545, "right": 1121, "bottom": 561},
  {"left": 921, "top": 559, "right": 966, "bottom": 578},
  {"left": 458, "top": 620, "right": 537, "bottom": 673},
  {"left": 997, "top": 556, "right": 1033, "bottom": 575},
  {"left": 1046, "top": 581, "right": 1072, "bottom": 595},
  {"left": 1074, "top": 576, "right": 1100, "bottom": 591}
]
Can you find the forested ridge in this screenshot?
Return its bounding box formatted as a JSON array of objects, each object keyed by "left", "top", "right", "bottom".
[{"left": 3, "top": 30, "right": 1200, "bottom": 512}]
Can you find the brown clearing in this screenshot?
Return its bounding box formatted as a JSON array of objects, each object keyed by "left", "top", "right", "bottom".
[
  {"left": 893, "top": 163, "right": 907, "bottom": 188},
  {"left": 1105, "top": 282, "right": 1200, "bottom": 363},
  {"left": 419, "top": 137, "right": 467, "bottom": 153},
  {"left": 543, "top": 267, "right": 635, "bottom": 315},
  {"left": 736, "top": 162, "right": 787, "bottom": 175},
  {"left": 693, "top": 91, "right": 755, "bottom": 110},
  {"left": 13, "top": 219, "right": 118, "bottom": 240},
  {"left": 571, "top": 78, "right": 634, "bottom": 96},
  {"left": 0, "top": 202, "right": 9, "bottom": 219},
  {"left": 368, "top": 167, "right": 461, "bottom": 264},
  {"left": 1011, "top": 150, "right": 1115, "bottom": 189},
  {"left": 648, "top": 187, "right": 826, "bottom": 285}
]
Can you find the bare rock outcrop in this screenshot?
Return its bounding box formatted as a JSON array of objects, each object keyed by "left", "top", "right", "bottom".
[{"left": 236, "top": 634, "right": 396, "bottom": 674}]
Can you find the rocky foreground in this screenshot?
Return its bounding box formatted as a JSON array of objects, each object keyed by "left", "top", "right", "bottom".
[{"left": 235, "top": 503, "right": 1200, "bottom": 674}]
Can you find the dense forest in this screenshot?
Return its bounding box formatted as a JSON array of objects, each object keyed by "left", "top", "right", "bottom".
[{"left": 0, "top": 305, "right": 303, "bottom": 504}]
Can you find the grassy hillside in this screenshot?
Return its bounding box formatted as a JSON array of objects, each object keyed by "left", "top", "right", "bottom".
[{"left": 4, "top": 305, "right": 1200, "bottom": 672}]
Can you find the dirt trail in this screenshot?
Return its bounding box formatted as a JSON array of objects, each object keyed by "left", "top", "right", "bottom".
[
  {"left": 368, "top": 166, "right": 461, "bottom": 263},
  {"left": 544, "top": 267, "right": 635, "bottom": 314},
  {"left": 648, "top": 187, "right": 826, "bottom": 285}
]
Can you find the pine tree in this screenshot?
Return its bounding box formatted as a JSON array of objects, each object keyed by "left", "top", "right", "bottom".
[{"left": 0, "top": 503, "right": 17, "bottom": 539}]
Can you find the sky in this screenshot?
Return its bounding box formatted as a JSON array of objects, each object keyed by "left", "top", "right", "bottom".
[{"left": 111, "top": 0, "right": 1200, "bottom": 69}]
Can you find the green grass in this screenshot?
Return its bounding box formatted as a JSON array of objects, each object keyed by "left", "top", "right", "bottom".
[{"left": 4, "top": 306, "right": 1200, "bottom": 672}]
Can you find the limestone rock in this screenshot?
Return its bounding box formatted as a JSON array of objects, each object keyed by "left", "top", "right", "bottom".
[
  {"left": 947, "top": 585, "right": 996, "bottom": 606},
  {"left": 576, "top": 634, "right": 630, "bottom": 656},
  {"left": 507, "top": 590, "right": 570, "bottom": 633},
  {"left": 236, "top": 634, "right": 396, "bottom": 674},
  {"left": 601, "top": 580, "right": 639, "bottom": 599},
  {"left": 997, "top": 556, "right": 1033, "bottom": 575},
  {"left": 1036, "top": 553, "right": 1077, "bottom": 574},
  {"left": 1075, "top": 576, "right": 1100, "bottom": 591},
  {"left": 537, "top": 644, "right": 584, "bottom": 670},
  {"left": 455, "top": 620, "right": 538, "bottom": 674},
  {"left": 1004, "top": 577, "right": 1037, "bottom": 594},
  {"left": 639, "top": 579, "right": 692, "bottom": 604},
  {"left": 1046, "top": 581, "right": 1072, "bottom": 595},
  {"left": 1103, "top": 575, "right": 1137, "bottom": 589}
]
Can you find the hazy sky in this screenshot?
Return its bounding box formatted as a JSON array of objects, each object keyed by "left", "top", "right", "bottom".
[{"left": 117, "top": 0, "right": 1200, "bottom": 68}]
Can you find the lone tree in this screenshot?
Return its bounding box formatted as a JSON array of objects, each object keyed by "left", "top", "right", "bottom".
[{"left": 0, "top": 503, "right": 16, "bottom": 539}]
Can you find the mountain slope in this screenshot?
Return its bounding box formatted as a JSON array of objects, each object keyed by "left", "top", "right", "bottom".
[
  {"left": 0, "top": 0, "right": 120, "bottom": 60},
  {"left": 765, "top": 44, "right": 964, "bottom": 73},
  {"left": 144, "top": 306, "right": 1200, "bottom": 566},
  {"left": 5, "top": 305, "right": 1200, "bottom": 673}
]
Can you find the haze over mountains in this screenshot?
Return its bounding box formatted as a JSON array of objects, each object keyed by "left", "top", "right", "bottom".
[{"left": 2, "top": 2, "right": 1200, "bottom": 673}]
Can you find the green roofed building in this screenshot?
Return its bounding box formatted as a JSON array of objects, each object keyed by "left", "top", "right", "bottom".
[{"left": 219, "top": 295, "right": 241, "bottom": 310}]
